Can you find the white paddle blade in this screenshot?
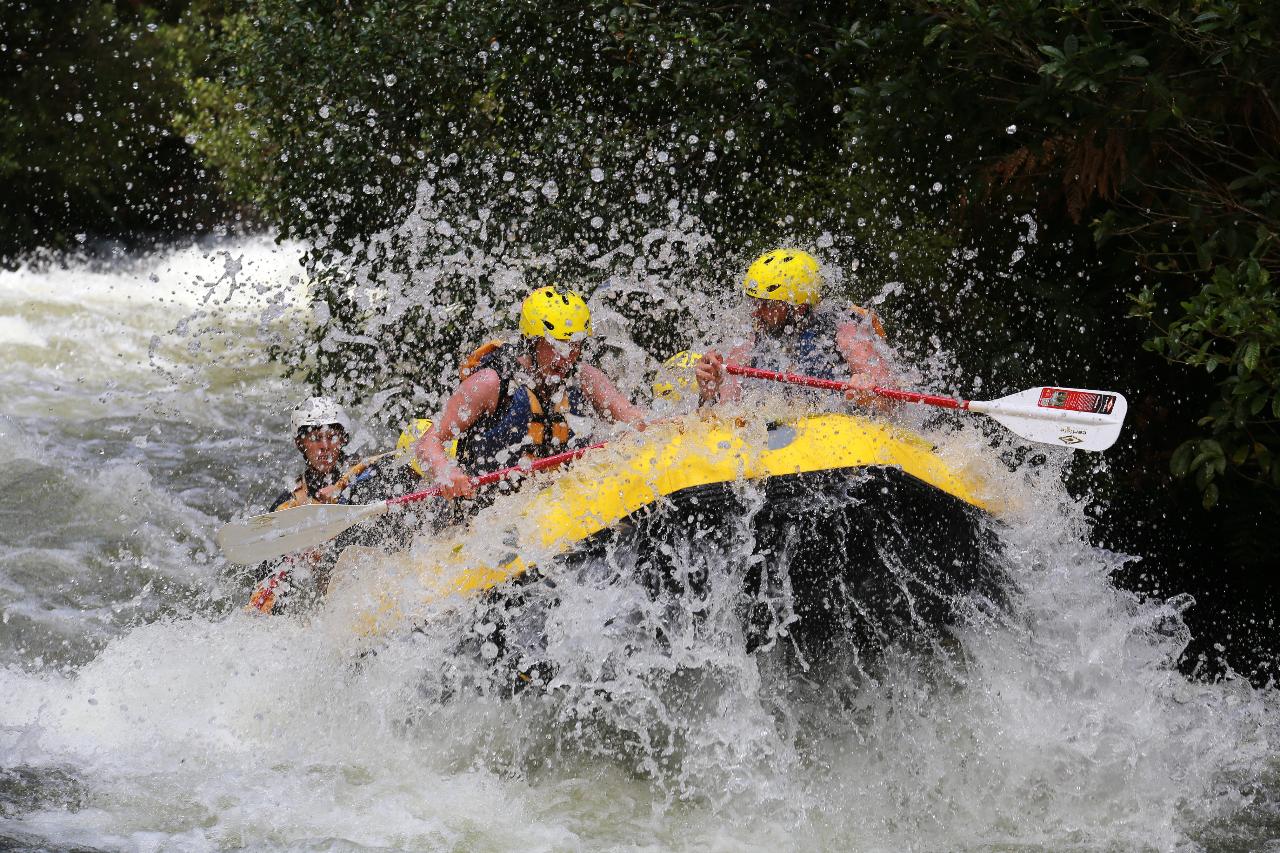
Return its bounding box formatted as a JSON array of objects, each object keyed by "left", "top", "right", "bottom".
[
  {"left": 972, "top": 387, "right": 1129, "bottom": 452},
  {"left": 216, "top": 502, "right": 388, "bottom": 564}
]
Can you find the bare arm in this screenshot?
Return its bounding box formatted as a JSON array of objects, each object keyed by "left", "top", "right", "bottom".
[
  {"left": 413, "top": 368, "right": 501, "bottom": 496},
  {"left": 579, "top": 364, "right": 646, "bottom": 425},
  {"left": 835, "top": 321, "right": 897, "bottom": 412}
]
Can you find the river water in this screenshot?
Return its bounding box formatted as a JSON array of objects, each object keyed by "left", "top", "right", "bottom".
[{"left": 1, "top": 238, "right": 1278, "bottom": 851}]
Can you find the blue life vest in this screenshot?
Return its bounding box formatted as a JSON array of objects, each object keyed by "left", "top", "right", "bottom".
[
  {"left": 750, "top": 309, "right": 842, "bottom": 380},
  {"left": 454, "top": 345, "right": 589, "bottom": 474}
]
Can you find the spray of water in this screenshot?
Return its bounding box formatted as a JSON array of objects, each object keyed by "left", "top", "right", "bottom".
[{"left": 2, "top": 236, "right": 1279, "bottom": 850}]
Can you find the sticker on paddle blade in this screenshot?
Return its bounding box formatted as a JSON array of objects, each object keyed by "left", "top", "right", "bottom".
[
  {"left": 1037, "top": 388, "right": 1118, "bottom": 415},
  {"left": 1056, "top": 428, "right": 1089, "bottom": 445}
]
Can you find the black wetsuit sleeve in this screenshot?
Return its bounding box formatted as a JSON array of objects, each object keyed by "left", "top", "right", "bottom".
[{"left": 265, "top": 490, "right": 294, "bottom": 513}]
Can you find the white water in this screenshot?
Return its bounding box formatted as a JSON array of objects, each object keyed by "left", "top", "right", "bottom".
[{"left": 2, "top": 238, "right": 1278, "bottom": 851}]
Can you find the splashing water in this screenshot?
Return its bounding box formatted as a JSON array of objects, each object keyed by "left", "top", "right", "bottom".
[{"left": 2, "top": 238, "right": 1279, "bottom": 851}]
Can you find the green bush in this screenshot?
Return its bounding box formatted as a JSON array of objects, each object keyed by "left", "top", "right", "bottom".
[
  {"left": 170, "top": 1, "right": 955, "bottom": 420},
  {"left": 0, "top": 1, "right": 231, "bottom": 262},
  {"left": 838, "top": 0, "right": 1280, "bottom": 504}
]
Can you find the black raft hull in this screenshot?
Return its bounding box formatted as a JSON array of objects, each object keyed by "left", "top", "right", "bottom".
[{"left": 486, "top": 464, "right": 1007, "bottom": 674}]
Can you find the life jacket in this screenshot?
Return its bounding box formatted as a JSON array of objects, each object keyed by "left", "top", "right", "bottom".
[
  {"left": 454, "top": 341, "right": 588, "bottom": 474},
  {"left": 268, "top": 453, "right": 391, "bottom": 512},
  {"left": 752, "top": 303, "right": 888, "bottom": 381}
]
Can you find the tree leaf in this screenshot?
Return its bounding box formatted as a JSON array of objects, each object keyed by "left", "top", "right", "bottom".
[
  {"left": 1231, "top": 443, "right": 1250, "bottom": 466},
  {"left": 1170, "top": 441, "right": 1195, "bottom": 477},
  {"left": 923, "top": 24, "right": 949, "bottom": 47}
]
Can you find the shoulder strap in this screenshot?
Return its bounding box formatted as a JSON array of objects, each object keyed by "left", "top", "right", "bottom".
[
  {"left": 460, "top": 340, "right": 507, "bottom": 381},
  {"left": 850, "top": 304, "right": 887, "bottom": 339},
  {"left": 273, "top": 478, "right": 312, "bottom": 511},
  {"left": 329, "top": 452, "right": 395, "bottom": 496},
  {"left": 526, "top": 388, "right": 547, "bottom": 445}
]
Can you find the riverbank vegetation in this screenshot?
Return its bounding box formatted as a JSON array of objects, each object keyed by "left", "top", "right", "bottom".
[{"left": 5, "top": 1, "right": 1277, "bottom": 678}]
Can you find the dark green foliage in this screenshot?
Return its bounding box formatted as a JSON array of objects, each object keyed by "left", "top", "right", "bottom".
[
  {"left": 1151, "top": 252, "right": 1279, "bottom": 505},
  {"left": 171, "top": 0, "right": 953, "bottom": 421},
  {"left": 0, "top": 1, "right": 233, "bottom": 262},
  {"left": 837, "top": 0, "right": 1280, "bottom": 504}
]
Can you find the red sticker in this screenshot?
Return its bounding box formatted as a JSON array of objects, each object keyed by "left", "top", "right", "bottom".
[{"left": 1038, "top": 388, "right": 1116, "bottom": 414}]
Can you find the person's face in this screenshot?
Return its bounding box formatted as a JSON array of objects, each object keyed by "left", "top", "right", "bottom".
[
  {"left": 296, "top": 425, "right": 347, "bottom": 473},
  {"left": 533, "top": 336, "right": 584, "bottom": 379},
  {"left": 751, "top": 298, "right": 794, "bottom": 334}
]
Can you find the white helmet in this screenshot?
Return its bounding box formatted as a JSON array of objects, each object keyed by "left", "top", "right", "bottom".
[{"left": 290, "top": 396, "right": 352, "bottom": 436}]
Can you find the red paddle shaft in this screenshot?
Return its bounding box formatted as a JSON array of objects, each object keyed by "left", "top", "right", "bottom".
[
  {"left": 724, "top": 364, "right": 969, "bottom": 410},
  {"left": 385, "top": 441, "right": 606, "bottom": 508}
]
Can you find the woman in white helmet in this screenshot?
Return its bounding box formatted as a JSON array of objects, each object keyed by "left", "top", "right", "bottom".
[
  {"left": 248, "top": 397, "right": 400, "bottom": 614},
  {"left": 265, "top": 396, "right": 365, "bottom": 511}
]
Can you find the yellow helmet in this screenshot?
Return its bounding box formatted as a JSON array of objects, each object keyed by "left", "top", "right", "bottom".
[
  {"left": 652, "top": 350, "right": 702, "bottom": 402},
  {"left": 742, "top": 249, "right": 823, "bottom": 306},
  {"left": 518, "top": 285, "right": 593, "bottom": 341},
  {"left": 396, "top": 418, "right": 456, "bottom": 476}
]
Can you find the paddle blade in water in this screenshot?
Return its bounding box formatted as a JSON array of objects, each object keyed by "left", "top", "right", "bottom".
[
  {"left": 971, "top": 387, "right": 1129, "bottom": 452},
  {"left": 216, "top": 502, "right": 388, "bottom": 564}
]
